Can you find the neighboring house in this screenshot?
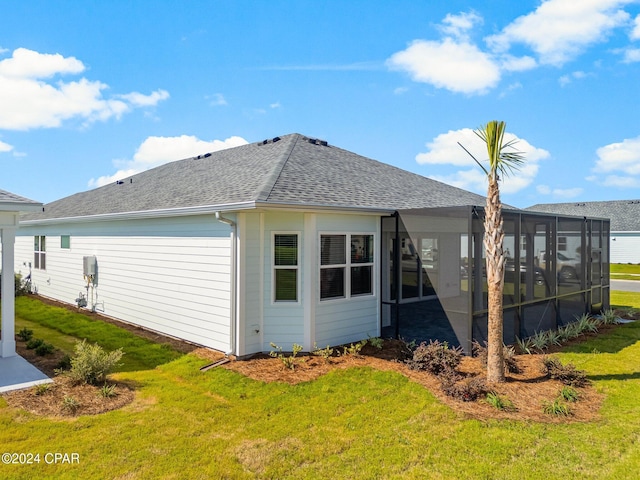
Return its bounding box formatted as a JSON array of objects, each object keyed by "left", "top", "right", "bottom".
[
  {"left": 0, "top": 189, "right": 42, "bottom": 358},
  {"left": 527, "top": 200, "right": 640, "bottom": 264},
  {"left": 14, "top": 134, "right": 609, "bottom": 356}
]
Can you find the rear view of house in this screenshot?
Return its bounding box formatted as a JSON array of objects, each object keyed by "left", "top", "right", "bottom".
[{"left": 14, "top": 134, "right": 610, "bottom": 356}]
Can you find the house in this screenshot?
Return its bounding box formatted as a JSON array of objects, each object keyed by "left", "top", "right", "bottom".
[
  {"left": 13, "top": 134, "right": 609, "bottom": 356},
  {"left": 0, "top": 189, "right": 43, "bottom": 359},
  {"left": 527, "top": 200, "right": 640, "bottom": 264}
]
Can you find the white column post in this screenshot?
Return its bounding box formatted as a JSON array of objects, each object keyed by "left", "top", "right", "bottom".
[{"left": 0, "top": 227, "right": 17, "bottom": 357}]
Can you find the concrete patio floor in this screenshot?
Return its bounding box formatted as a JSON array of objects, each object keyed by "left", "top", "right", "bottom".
[{"left": 0, "top": 355, "right": 52, "bottom": 393}]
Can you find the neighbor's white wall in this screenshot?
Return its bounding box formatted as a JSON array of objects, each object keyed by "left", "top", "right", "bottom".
[
  {"left": 15, "top": 215, "right": 233, "bottom": 352},
  {"left": 610, "top": 232, "right": 640, "bottom": 264}
]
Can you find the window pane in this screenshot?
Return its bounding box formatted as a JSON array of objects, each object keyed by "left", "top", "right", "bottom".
[
  {"left": 321, "top": 235, "right": 346, "bottom": 265},
  {"left": 34, "top": 252, "right": 40, "bottom": 269},
  {"left": 275, "top": 269, "right": 297, "bottom": 301},
  {"left": 321, "top": 267, "right": 345, "bottom": 299},
  {"left": 351, "top": 266, "right": 372, "bottom": 296},
  {"left": 40, "top": 253, "right": 46, "bottom": 270},
  {"left": 351, "top": 235, "right": 373, "bottom": 263},
  {"left": 41, "top": 236, "right": 45, "bottom": 251},
  {"left": 34, "top": 236, "right": 39, "bottom": 251},
  {"left": 274, "top": 234, "right": 297, "bottom": 266},
  {"left": 61, "top": 235, "right": 71, "bottom": 249}
]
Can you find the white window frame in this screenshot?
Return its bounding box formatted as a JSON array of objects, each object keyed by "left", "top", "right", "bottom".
[
  {"left": 34, "top": 235, "right": 46, "bottom": 270},
  {"left": 319, "top": 232, "right": 375, "bottom": 302},
  {"left": 272, "top": 231, "right": 301, "bottom": 304}
]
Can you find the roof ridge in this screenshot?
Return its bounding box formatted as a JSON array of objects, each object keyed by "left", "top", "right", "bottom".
[{"left": 254, "top": 134, "right": 301, "bottom": 202}]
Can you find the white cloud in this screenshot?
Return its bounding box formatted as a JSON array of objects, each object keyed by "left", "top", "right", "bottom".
[
  {"left": 0, "top": 48, "right": 169, "bottom": 131},
  {"left": 499, "top": 55, "right": 537, "bottom": 72},
  {"left": 594, "top": 135, "right": 640, "bottom": 175},
  {"left": 417, "top": 127, "right": 550, "bottom": 194},
  {"left": 117, "top": 90, "right": 169, "bottom": 107},
  {"left": 88, "top": 135, "right": 248, "bottom": 187},
  {"left": 622, "top": 47, "right": 640, "bottom": 62},
  {"left": 552, "top": 187, "right": 584, "bottom": 198},
  {"left": 386, "top": 38, "right": 500, "bottom": 95},
  {"left": 207, "top": 93, "right": 227, "bottom": 106},
  {"left": 486, "top": 0, "right": 631, "bottom": 66},
  {"left": 602, "top": 175, "right": 640, "bottom": 187},
  {"left": 559, "top": 70, "right": 590, "bottom": 86},
  {"left": 537, "top": 185, "right": 552, "bottom": 195},
  {"left": 439, "top": 11, "right": 483, "bottom": 41},
  {"left": 269, "top": 102, "right": 281, "bottom": 109},
  {"left": 0, "top": 140, "right": 13, "bottom": 152},
  {"left": 393, "top": 86, "right": 409, "bottom": 95},
  {"left": 632, "top": 14, "right": 640, "bottom": 39}
]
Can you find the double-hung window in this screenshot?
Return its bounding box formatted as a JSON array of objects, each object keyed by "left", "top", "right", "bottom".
[
  {"left": 320, "top": 233, "right": 374, "bottom": 300},
  {"left": 273, "top": 233, "right": 299, "bottom": 302},
  {"left": 34, "top": 236, "right": 46, "bottom": 270}
]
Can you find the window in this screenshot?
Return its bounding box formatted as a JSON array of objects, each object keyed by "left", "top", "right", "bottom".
[
  {"left": 321, "top": 234, "right": 374, "bottom": 300},
  {"left": 34, "top": 236, "right": 46, "bottom": 270},
  {"left": 273, "top": 234, "right": 298, "bottom": 302},
  {"left": 61, "top": 235, "right": 71, "bottom": 249},
  {"left": 558, "top": 236, "right": 567, "bottom": 252}
]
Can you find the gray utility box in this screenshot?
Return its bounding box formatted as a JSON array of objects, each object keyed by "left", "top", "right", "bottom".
[{"left": 83, "top": 256, "right": 97, "bottom": 276}]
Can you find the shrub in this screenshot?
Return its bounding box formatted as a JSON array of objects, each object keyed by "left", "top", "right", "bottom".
[
  {"left": 341, "top": 340, "right": 367, "bottom": 356},
  {"left": 67, "top": 340, "right": 124, "bottom": 385},
  {"left": 515, "top": 336, "right": 534, "bottom": 355},
  {"left": 99, "top": 383, "right": 118, "bottom": 398},
  {"left": 473, "top": 342, "right": 520, "bottom": 374},
  {"left": 599, "top": 309, "right": 619, "bottom": 325},
  {"left": 269, "top": 343, "right": 304, "bottom": 370},
  {"left": 62, "top": 395, "right": 80, "bottom": 414},
  {"left": 486, "top": 392, "right": 515, "bottom": 411},
  {"left": 559, "top": 386, "right": 580, "bottom": 402},
  {"left": 35, "top": 342, "right": 55, "bottom": 356},
  {"left": 56, "top": 354, "right": 72, "bottom": 371},
  {"left": 541, "top": 356, "right": 589, "bottom": 387},
  {"left": 441, "top": 375, "right": 488, "bottom": 402},
  {"left": 16, "top": 327, "right": 33, "bottom": 342},
  {"left": 406, "top": 340, "right": 463, "bottom": 375},
  {"left": 33, "top": 383, "right": 51, "bottom": 396},
  {"left": 26, "top": 338, "right": 44, "bottom": 350},
  {"left": 312, "top": 343, "right": 334, "bottom": 361},
  {"left": 542, "top": 399, "right": 570, "bottom": 416},
  {"left": 367, "top": 336, "right": 384, "bottom": 350}
]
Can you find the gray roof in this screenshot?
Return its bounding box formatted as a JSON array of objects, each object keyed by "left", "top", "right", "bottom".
[
  {"left": 526, "top": 200, "right": 640, "bottom": 231},
  {"left": 23, "top": 133, "right": 487, "bottom": 222},
  {"left": 0, "top": 189, "right": 42, "bottom": 212}
]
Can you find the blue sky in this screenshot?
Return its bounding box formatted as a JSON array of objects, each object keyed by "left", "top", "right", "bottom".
[{"left": 1, "top": 0, "right": 640, "bottom": 208}]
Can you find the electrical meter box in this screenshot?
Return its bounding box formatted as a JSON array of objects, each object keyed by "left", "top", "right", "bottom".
[{"left": 83, "top": 256, "right": 97, "bottom": 276}]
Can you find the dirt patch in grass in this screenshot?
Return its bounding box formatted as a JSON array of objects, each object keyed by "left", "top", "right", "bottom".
[{"left": 224, "top": 339, "right": 605, "bottom": 424}]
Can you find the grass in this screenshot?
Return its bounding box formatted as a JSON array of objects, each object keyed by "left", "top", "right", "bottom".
[
  {"left": 611, "top": 263, "right": 640, "bottom": 280},
  {"left": 10, "top": 296, "right": 183, "bottom": 372},
  {"left": 1, "top": 294, "right": 640, "bottom": 478}
]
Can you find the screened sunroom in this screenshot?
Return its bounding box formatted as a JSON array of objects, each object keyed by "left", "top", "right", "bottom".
[{"left": 380, "top": 207, "right": 610, "bottom": 353}]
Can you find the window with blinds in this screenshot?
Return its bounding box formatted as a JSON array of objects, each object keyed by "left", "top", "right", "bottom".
[
  {"left": 274, "top": 233, "right": 299, "bottom": 302},
  {"left": 320, "top": 234, "right": 373, "bottom": 300}
]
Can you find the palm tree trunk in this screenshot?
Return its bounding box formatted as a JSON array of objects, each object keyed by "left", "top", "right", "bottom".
[{"left": 484, "top": 177, "right": 505, "bottom": 383}]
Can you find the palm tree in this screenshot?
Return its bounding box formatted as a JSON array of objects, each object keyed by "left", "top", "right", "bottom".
[{"left": 459, "top": 120, "right": 525, "bottom": 383}]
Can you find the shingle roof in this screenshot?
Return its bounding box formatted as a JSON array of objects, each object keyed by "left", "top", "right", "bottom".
[
  {"left": 0, "top": 189, "right": 42, "bottom": 211},
  {"left": 526, "top": 200, "right": 640, "bottom": 231},
  {"left": 23, "top": 133, "right": 487, "bottom": 221}
]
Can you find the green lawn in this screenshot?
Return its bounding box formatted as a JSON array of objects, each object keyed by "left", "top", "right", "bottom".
[
  {"left": 1, "top": 295, "right": 640, "bottom": 478},
  {"left": 611, "top": 263, "right": 640, "bottom": 280}
]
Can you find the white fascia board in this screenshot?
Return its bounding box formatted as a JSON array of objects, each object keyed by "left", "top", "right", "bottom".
[{"left": 19, "top": 202, "right": 257, "bottom": 226}]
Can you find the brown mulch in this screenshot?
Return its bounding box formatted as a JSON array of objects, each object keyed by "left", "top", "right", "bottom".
[{"left": 224, "top": 340, "right": 605, "bottom": 424}]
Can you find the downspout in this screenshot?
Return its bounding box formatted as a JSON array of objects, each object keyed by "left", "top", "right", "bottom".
[{"left": 215, "top": 211, "right": 237, "bottom": 356}]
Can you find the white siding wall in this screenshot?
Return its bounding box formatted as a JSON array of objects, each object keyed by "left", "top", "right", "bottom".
[
  {"left": 611, "top": 232, "right": 640, "bottom": 263},
  {"left": 314, "top": 214, "right": 380, "bottom": 347},
  {"left": 15, "top": 215, "right": 233, "bottom": 352},
  {"left": 241, "top": 212, "right": 263, "bottom": 355},
  {"left": 260, "top": 212, "right": 305, "bottom": 351}
]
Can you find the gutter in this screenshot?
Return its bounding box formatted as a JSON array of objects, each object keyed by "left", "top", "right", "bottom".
[{"left": 215, "top": 211, "right": 238, "bottom": 356}]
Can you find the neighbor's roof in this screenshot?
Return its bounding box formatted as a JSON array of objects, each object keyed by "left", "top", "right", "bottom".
[
  {"left": 0, "top": 189, "right": 42, "bottom": 212},
  {"left": 526, "top": 200, "right": 639, "bottom": 231},
  {"left": 22, "top": 133, "right": 487, "bottom": 222}
]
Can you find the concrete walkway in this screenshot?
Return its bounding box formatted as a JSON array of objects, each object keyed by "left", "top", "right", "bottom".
[
  {"left": 611, "top": 279, "right": 640, "bottom": 292},
  {"left": 0, "top": 355, "right": 52, "bottom": 393}
]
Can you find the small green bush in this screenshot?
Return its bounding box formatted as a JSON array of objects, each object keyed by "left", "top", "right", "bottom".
[
  {"left": 33, "top": 383, "right": 51, "bottom": 396},
  {"left": 17, "top": 327, "right": 33, "bottom": 342},
  {"left": 599, "top": 309, "right": 619, "bottom": 325},
  {"left": 35, "top": 342, "right": 55, "bottom": 356},
  {"left": 341, "top": 340, "right": 367, "bottom": 356},
  {"left": 62, "top": 395, "right": 80, "bottom": 414},
  {"left": 559, "top": 386, "right": 580, "bottom": 402},
  {"left": 486, "top": 392, "right": 515, "bottom": 411},
  {"left": 542, "top": 399, "right": 570, "bottom": 416},
  {"left": 312, "top": 343, "right": 334, "bottom": 361},
  {"left": 99, "top": 383, "right": 118, "bottom": 398},
  {"left": 67, "top": 340, "right": 124, "bottom": 385},
  {"left": 269, "top": 343, "right": 304, "bottom": 370},
  {"left": 367, "top": 336, "right": 384, "bottom": 350},
  {"left": 407, "top": 340, "right": 463, "bottom": 375},
  {"left": 26, "top": 338, "right": 44, "bottom": 350},
  {"left": 56, "top": 354, "right": 72, "bottom": 371}
]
